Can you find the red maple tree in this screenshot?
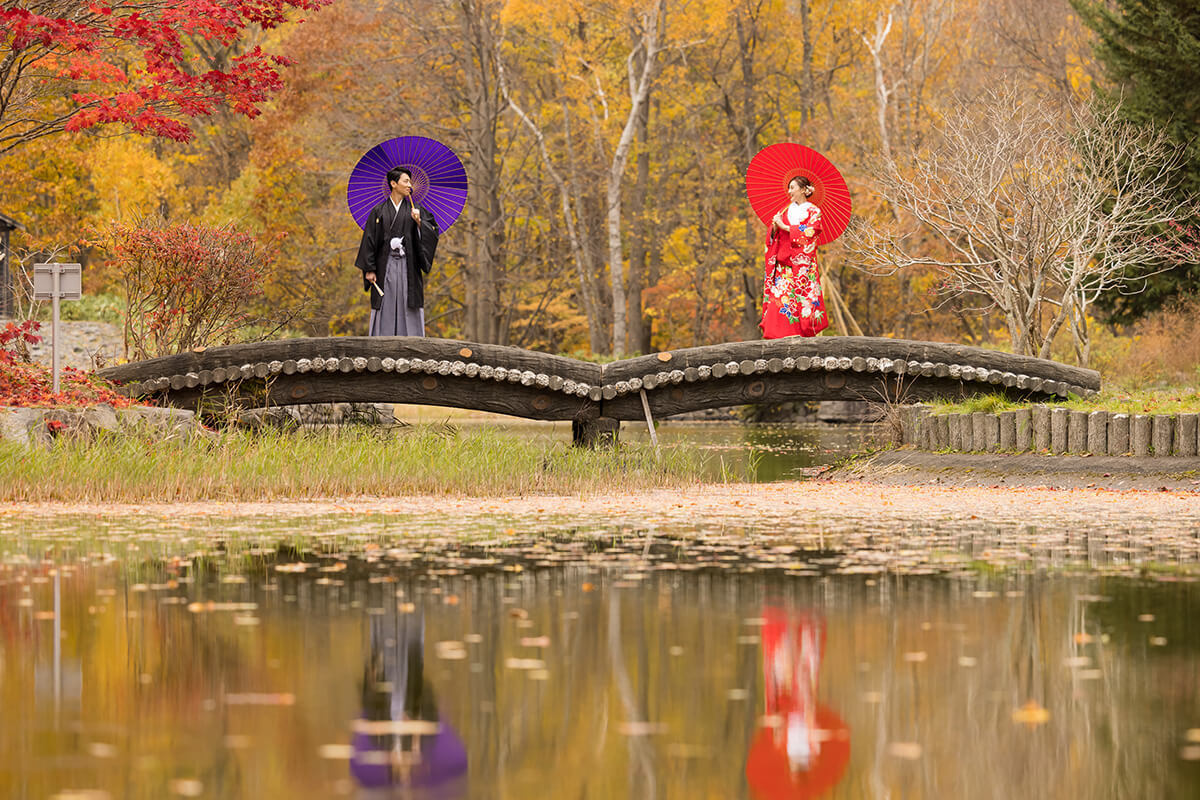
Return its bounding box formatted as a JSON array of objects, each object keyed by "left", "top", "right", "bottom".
[{"left": 0, "top": 0, "right": 331, "bottom": 153}]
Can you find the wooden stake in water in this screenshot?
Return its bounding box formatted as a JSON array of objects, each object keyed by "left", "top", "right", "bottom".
[{"left": 639, "top": 388, "right": 660, "bottom": 459}]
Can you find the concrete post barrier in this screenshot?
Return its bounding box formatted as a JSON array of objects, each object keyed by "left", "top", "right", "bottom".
[
  {"left": 1014, "top": 408, "right": 1033, "bottom": 452},
  {"left": 1131, "top": 415, "right": 1152, "bottom": 457},
  {"left": 1176, "top": 414, "right": 1198, "bottom": 457},
  {"left": 1086, "top": 410, "right": 1108, "bottom": 455},
  {"left": 982, "top": 413, "right": 1000, "bottom": 451},
  {"left": 1152, "top": 414, "right": 1173, "bottom": 456},
  {"left": 971, "top": 412, "right": 988, "bottom": 452},
  {"left": 1108, "top": 414, "right": 1130, "bottom": 456},
  {"left": 934, "top": 414, "right": 949, "bottom": 449},
  {"left": 1068, "top": 410, "right": 1087, "bottom": 453},
  {"left": 998, "top": 411, "right": 1016, "bottom": 450},
  {"left": 916, "top": 406, "right": 932, "bottom": 449},
  {"left": 948, "top": 414, "right": 963, "bottom": 451},
  {"left": 1033, "top": 406, "right": 1051, "bottom": 451},
  {"left": 1051, "top": 407, "right": 1069, "bottom": 454}
]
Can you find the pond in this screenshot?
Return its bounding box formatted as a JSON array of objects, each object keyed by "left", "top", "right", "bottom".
[
  {"left": 456, "top": 418, "right": 883, "bottom": 482},
  {"left": 2, "top": 521, "right": 1198, "bottom": 800}
]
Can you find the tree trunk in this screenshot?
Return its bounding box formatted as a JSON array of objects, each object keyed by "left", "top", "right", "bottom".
[
  {"left": 457, "top": 0, "right": 507, "bottom": 344},
  {"left": 627, "top": 94, "right": 651, "bottom": 354},
  {"left": 735, "top": 4, "right": 764, "bottom": 339},
  {"left": 606, "top": 2, "right": 665, "bottom": 357}
]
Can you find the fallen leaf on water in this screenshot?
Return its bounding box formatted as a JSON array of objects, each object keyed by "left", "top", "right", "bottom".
[
  {"left": 318, "top": 744, "right": 356, "bottom": 760},
  {"left": 887, "top": 742, "right": 923, "bottom": 760},
  {"left": 435, "top": 641, "right": 467, "bottom": 660},
  {"left": 505, "top": 658, "right": 545, "bottom": 670},
  {"left": 351, "top": 719, "right": 440, "bottom": 736},
  {"left": 618, "top": 721, "right": 668, "bottom": 736},
  {"left": 1013, "top": 700, "right": 1050, "bottom": 726},
  {"left": 168, "top": 779, "right": 203, "bottom": 797},
  {"left": 87, "top": 742, "right": 117, "bottom": 758},
  {"left": 225, "top": 692, "right": 295, "bottom": 706}
]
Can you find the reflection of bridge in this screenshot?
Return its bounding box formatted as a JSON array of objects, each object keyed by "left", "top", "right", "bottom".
[{"left": 99, "top": 336, "right": 1099, "bottom": 444}]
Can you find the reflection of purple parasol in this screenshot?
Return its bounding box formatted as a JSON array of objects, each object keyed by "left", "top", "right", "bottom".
[
  {"left": 350, "top": 721, "right": 468, "bottom": 790},
  {"left": 347, "top": 136, "right": 468, "bottom": 230}
]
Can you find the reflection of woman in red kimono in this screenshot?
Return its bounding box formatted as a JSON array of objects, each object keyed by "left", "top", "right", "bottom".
[
  {"left": 760, "top": 177, "right": 829, "bottom": 339},
  {"left": 746, "top": 609, "right": 849, "bottom": 800}
]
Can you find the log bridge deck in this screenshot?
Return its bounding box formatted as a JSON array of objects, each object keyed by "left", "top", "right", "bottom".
[{"left": 99, "top": 336, "right": 1100, "bottom": 445}]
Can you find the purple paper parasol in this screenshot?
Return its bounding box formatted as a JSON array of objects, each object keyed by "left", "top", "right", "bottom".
[{"left": 347, "top": 136, "right": 468, "bottom": 230}]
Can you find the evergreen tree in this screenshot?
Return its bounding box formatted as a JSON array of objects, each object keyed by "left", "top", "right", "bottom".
[{"left": 1071, "top": 0, "right": 1200, "bottom": 323}]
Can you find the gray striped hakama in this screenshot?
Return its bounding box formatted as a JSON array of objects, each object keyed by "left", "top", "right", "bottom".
[{"left": 368, "top": 249, "right": 425, "bottom": 337}]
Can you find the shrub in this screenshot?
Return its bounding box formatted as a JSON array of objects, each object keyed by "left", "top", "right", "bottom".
[
  {"left": 109, "top": 216, "right": 269, "bottom": 360},
  {"left": 0, "top": 320, "right": 133, "bottom": 408}
]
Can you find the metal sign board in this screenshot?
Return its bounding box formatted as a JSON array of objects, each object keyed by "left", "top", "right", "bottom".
[{"left": 33, "top": 263, "right": 82, "bottom": 301}]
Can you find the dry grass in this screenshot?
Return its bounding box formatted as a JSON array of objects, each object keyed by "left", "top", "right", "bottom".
[
  {"left": 1080, "top": 297, "right": 1200, "bottom": 388},
  {"left": 0, "top": 425, "right": 708, "bottom": 503}
]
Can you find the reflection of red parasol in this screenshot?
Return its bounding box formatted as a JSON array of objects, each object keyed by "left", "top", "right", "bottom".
[
  {"left": 746, "top": 608, "right": 850, "bottom": 800},
  {"left": 745, "top": 707, "right": 852, "bottom": 800},
  {"left": 746, "top": 144, "right": 851, "bottom": 246}
]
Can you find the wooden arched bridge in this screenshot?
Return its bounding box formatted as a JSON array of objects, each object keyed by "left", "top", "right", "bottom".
[{"left": 99, "top": 336, "right": 1100, "bottom": 444}]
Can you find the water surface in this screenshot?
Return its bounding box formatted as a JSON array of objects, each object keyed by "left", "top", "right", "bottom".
[{"left": 3, "top": 527, "right": 1198, "bottom": 800}]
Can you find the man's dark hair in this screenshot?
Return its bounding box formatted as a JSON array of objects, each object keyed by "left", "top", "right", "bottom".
[{"left": 387, "top": 166, "right": 413, "bottom": 185}]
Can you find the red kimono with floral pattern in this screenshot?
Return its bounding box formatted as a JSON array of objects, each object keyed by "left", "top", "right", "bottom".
[{"left": 760, "top": 201, "right": 828, "bottom": 338}]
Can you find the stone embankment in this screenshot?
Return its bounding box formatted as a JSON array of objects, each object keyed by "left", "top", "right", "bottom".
[
  {"left": 899, "top": 405, "right": 1199, "bottom": 457},
  {"left": 24, "top": 321, "right": 124, "bottom": 371},
  {"left": 1, "top": 404, "right": 202, "bottom": 447}
]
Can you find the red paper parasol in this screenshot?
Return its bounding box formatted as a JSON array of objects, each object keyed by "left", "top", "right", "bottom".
[{"left": 746, "top": 144, "right": 851, "bottom": 246}]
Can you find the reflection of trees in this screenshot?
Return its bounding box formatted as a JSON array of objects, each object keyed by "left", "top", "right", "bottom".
[
  {"left": 7, "top": 550, "right": 1200, "bottom": 799},
  {"left": 609, "top": 589, "right": 656, "bottom": 799},
  {"left": 844, "top": 574, "right": 1198, "bottom": 799}
]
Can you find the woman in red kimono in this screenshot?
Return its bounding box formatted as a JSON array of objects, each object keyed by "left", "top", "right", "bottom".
[{"left": 760, "top": 176, "right": 829, "bottom": 339}]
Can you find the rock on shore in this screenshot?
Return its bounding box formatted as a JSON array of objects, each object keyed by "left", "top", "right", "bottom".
[{"left": 1, "top": 404, "right": 201, "bottom": 447}]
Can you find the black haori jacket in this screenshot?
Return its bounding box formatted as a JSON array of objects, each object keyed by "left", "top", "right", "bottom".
[{"left": 354, "top": 197, "right": 440, "bottom": 310}]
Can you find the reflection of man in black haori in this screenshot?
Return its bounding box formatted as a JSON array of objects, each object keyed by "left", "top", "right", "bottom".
[
  {"left": 351, "top": 606, "right": 467, "bottom": 798},
  {"left": 745, "top": 608, "right": 850, "bottom": 800}
]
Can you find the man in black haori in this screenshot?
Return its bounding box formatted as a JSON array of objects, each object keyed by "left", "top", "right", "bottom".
[{"left": 355, "top": 166, "right": 440, "bottom": 336}]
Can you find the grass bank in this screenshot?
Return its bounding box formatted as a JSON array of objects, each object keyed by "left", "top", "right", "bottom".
[
  {"left": 927, "top": 387, "right": 1200, "bottom": 417},
  {"left": 0, "top": 425, "right": 708, "bottom": 503}
]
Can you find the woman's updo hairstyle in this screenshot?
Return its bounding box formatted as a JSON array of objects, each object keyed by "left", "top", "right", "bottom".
[{"left": 789, "top": 175, "right": 815, "bottom": 198}]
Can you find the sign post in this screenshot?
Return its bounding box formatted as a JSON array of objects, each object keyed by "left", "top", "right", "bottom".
[{"left": 33, "top": 263, "right": 82, "bottom": 394}]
